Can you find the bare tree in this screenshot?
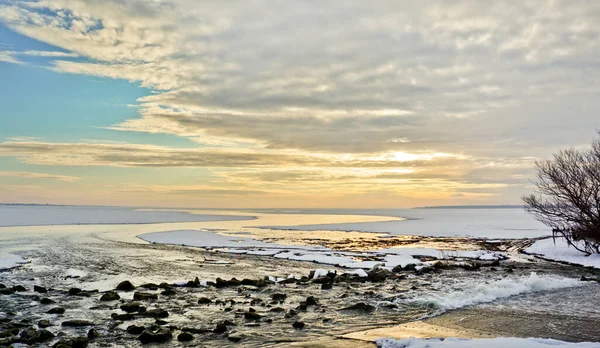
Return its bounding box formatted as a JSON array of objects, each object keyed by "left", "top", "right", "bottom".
[{"left": 523, "top": 132, "right": 600, "bottom": 255}]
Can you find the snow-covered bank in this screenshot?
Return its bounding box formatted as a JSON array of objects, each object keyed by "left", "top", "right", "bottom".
[
  {"left": 139, "top": 229, "right": 507, "bottom": 270},
  {"left": 405, "top": 272, "right": 585, "bottom": 313},
  {"left": 0, "top": 205, "right": 253, "bottom": 227},
  {"left": 525, "top": 238, "right": 600, "bottom": 269},
  {"left": 376, "top": 337, "right": 600, "bottom": 348},
  {"left": 0, "top": 254, "right": 27, "bottom": 270}
]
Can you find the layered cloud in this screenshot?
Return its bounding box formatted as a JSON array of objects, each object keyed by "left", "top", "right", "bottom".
[{"left": 1, "top": 1, "right": 599, "bottom": 206}]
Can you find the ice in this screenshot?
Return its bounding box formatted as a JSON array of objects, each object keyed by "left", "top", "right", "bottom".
[
  {"left": 262, "top": 208, "right": 549, "bottom": 239},
  {"left": 0, "top": 254, "right": 27, "bottom": 270},
  {"left": 345, "top": 269, "right": 368, "bottom": 277},
  {"left": 376, "top": 337, "right": 600, "bottom": 348},
  {"left": 525, "top": 238, "right": 600, "bottom": 269},
  {"left": 312, "top": 269, "right": 335, "bottom": 279},
  {"left": 0, "top": 205, "right": 252, "bottom": 227},
  {"left": 405, "top": 272, "right": 585, "bottom": 312}
]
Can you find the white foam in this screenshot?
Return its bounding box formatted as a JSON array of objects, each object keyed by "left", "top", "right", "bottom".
[
  {"left": 405, "top": 272, "right": 584, "bottom": 312},
  {"left": 376, "top": 337, "right": 600, "bottom": 348}
]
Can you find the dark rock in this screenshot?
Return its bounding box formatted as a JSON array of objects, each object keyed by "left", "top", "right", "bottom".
[
  {"left": 38, "top": 329, "right": 55, "bottom": 343},
  {"left": 285, "top": 309, "right": 298, "bottom": 318},
  {"left": 0, "top": 284, "right": 4, "bottom": 288},
  {"left": 0, "top": 288, "right": 15, "bottom": 295},
  {"left": 269, "top": 307, "right": 285, "bottom": 312},
  {"left": 133, "top": 292, "right": 158, "bottom": 301},
  {"left": 270, "top": 293, "right": 287, "bottom": 303},
  {"left": 155, "top": 319, "right": 168, "bottom": 326},
  {"left": 490, "top": 260, "right": 500, "bottom": 267},
  {"left": 40, "top": 297, "right": 55, "bottom": 305},
  {"left": 12, "top": 285, "right": 27, "bottom": 292},
  {"left": 341, "top": 302, "right": 375, "bottom": 313},
  {"left": 111, "top": 313, "right": 134, "bottom": 321},
  {"left": 321, "top": 283, "right": 333, "bottom": 290},
  {"left": 296, "top": 303, "right": 308, "bottom": 311},
  {"left": 250, "top": 298, "right": 263, "bottom": 306},
  {"left": 506, "top": 267, "right": 514, "bottom": 273},
  {"left": 87, "top": 328, "right": 99, "bottom": 340},
  {"left": 214, "top": 323, "right": 228, "bottom": 334},
  {"left": 68, "top": 287, "right": 82, "bottom": 295},
  {"left": 0, "top": 327, "right": 19, "bottom": 338},
  {"left": 292, "top": 321, "right": 305, "bottom": 329},
  {"left": 53, "top": 337, "right": 89, "bottom": 348},
  {"left": 140, "top": 283, "right": 159, "bottom": 290},
  {"left": 120, "top": 302, "right": 143, "bottom": 313},
  {"left": 241, "top": 278, "right": 258, "bottom": 286},
  {"left": 215, "top": 278, "right": 229, "bottom": 288},
  {"left": 198, "top": 297, "right": 212, "bottom": 305},
  {"left": 416, "top": 266, "right": 434, "bottom": 274},
  {"left": 306, "top": 296, "right": 318, "bottom": 306},
  {"left": 461, "top": 262, "right": 481, "bottom": 271},
  {"left": 100, "top": 291, "right": 120, "bottom": 301},
  {"left": 367, "top": 268, "right": 392, "bottom": 282},
  {"left": 127, "top": 325, "right": 145, "bottom": 335},
  {"left": 38, "top": 319, "right": 52, "bottom": 328},
  {"left": 62, "top": 320, "right": 94, "bottom": 327},
  {"left": 142, "top": 309, "right": 169, "bottom": 319},
  {"left": 34, "top": 285, "right": 48, "bottom": 293},
  {"left": 177, "top": 332, "right": 194, "bottom": 342},
  {"left": 161, "top": 287, "right": 176, "bottom": 296},
  {"left": 19, "top": 327, "right": 40, "bottom": 344},
  {"left": 182, "top": 327, "right": 212, "bottom": 335},
  {"left": 138, "top": 328, "right": 172, "bottom": 344},
  {"left": 244, "top": 311, "right": 261, "bottom": 321},
  {"left": 116, "top": 281, "right": 135, "bottom": 291},
  {"left": 403, "top": 263, "right": 417, "bottom": 271},
  {"left": 48, "top": 307, "right": 66, "bottom": 315},
  {"left": 227, "top": 278, "right": 241, "bottom": 287}
]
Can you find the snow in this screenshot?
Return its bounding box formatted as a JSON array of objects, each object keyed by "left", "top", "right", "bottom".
[
  {"left": 262, "top": 208, "right": 549, "bottom": 239},
  {"left": 525, "top": 238, "right": 600, "bottom": 269},
  {"left": 0, "top": 254, "right": 26, "bottom": 270},
  {"left": 375, "top": 337, "right": 600, "bottom": 348},
  {"left": 406, "top": 272, "right": 585, "bottom": 312},
  {"left": 0, "top": 205, "right": 252, "bottom": 227},
  {"left": 345, "top": 269, "right": 368, "bottom": 277},
  {"left": 312, "top": 269, "right": 336, "bottom": 279}
]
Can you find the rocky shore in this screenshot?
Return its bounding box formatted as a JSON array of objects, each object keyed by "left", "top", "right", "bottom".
[{"left": 2, "top": 247, "right": 597, "bottom": 347}]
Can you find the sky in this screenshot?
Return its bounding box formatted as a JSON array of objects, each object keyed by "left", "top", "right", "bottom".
[{"left": 0, "top": 0, "right": 599, "bottom": 208}]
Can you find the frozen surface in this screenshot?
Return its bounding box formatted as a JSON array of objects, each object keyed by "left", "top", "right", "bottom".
[
  {"left": 0, "top": 205, "right": 252, "bottom": 227},
  {"left": 0, "top": 254, "right": 26, "bottom": 270},
  {"left": 525, "top": 238, "right": 600, "bottom": 269},
  {"left": 376, "top": 337, "right": 600, "bottom": 348},
  {"left": 262, "top": 208, "right": 549, "bottom": 239},
  {"left": 404, "top": 272, "right": 584, "bottom": 313}
]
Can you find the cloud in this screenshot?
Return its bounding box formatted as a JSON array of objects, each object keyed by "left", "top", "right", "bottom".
[
  {"left": 0, "top": 171, "right": 79, "bottom": 182},
  {"left": 0, "top": 50, "right": 20, "bottom": 64}
]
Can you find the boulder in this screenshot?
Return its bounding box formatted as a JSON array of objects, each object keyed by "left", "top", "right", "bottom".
[
  {"left": 341, "top": 302, "right": 375, "bottom": 313},
  {"left": 270, "top": 293, "right": 287, "bottom": 303},
  {"left": 40, "top": 298, "right": 55, "bottom": 305},
  {"left": 100, "top": 291, "right": 120, "bottom": 301},
  {"left": 306, "top": 296, "right": 318, "bottom": 306},
  {"left": 120, "top": 302, "right": 143, "bottom": 313},
  {"left": 87, "top": 328, "right": 99, "bottom": 340},
  {"left": 244, "top": 311, "right": 261, "bottom": 321},
  {"left": 68, "top": 288, "right": 82, "bottom": 295},
  {"left": 198, "top": 297, "right": 212, "bottom": 305},
  {"left": 47, "top": 307, "right": 66, "bottom": 315},
  {"left": 138, "top": 328, "right": 172, "bottom": 344},
  {"left": 12, "top": 285, "right": 27, "bottom": 292},
  {"left": 292, "top": 321, "right": 305, "bottom": 329},
  {"left": 111, "top": 313, "right": 134, "bottom": 321},
  {"left": 38, "top": 319, "right": 52, "bottom": 328},
  {"left": 33, "top": 285, "right": 48, "bottom": 293},
  {"left": 177, "top": 332, "right": 194, "bottom": 342},
  {"left": 142, "top": 309, "right": 169, "bottom": 319},
  {"left": 116, "top": 281, "right": 135, "bottom": 291},
  {"left": 61, "top": 320, "right": 94, "bottom": 327},
  {"left": 127, "top": 325, "right": 145, "bottom": 335},
  {"left": 133, "top": 292, "right": 158, "bottom": 301}
]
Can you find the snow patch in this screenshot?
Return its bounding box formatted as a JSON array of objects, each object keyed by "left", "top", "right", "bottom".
[
  {"left": 525, "top": 238, "right": 600, "bottom": 269},
  {"left": 376, "top": 337, "right": 600, "bottom": 348}
]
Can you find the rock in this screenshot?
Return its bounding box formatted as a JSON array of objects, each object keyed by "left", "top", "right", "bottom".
[
  {"left": 227, "top": 278, "right": 241, "bottom": 286},
  {"left": 133, "top": 292, "right": 158, "bottom": 301},
  {"left": 48, "top": 307, "right": 66, "bottom": 315},
  {"left": 367, "top": 268, "right": 392, "bottom": 282},
  {"left": 416, "top": 266, "right": 434, "bottom": 275},
  {"left": 270, "top": 293, "right": 287, "bottom": 303},
  {"left": 285, "top": 309, "right": 298, "bottom": 318},
  {"left": 269, "top": 307, "right": 285, "bottom": 312},
  {"left": 461, "top": 262, "right": 481, "bottom": 271},
  {"left": 296, "top": 303, "right": 308, "bottom": 311},
  {"left": 403, "top": 264, "right": 417, "bottom": 271},
  {"left": 68, "top": 287, "right": 82, "bottom": 295},
  {"left": 177, "top": 332, "right": 194, "bottom": 342},
  {"left": 20, "top": 327, "right": 40, "bottom": 344},
  {"left": 214, "top": 323, "right": 228, "bottom": 334},
  {"left": 321, "top": 283, "right": 333, "bottom": 290},
  {"left": 138, "top": 328, "right": 172, "bottom": 344},
  {"left": 38, "top": 319, "right": 52, "bottom": 328},
  {"left": 490, "top": 260, "right": 500, "bottom": 267},
  {"left": 116, "top": 281, "right": 135, "bottom": 291},
  {"left": 161, "top": 287, "right": 176, "bottom": 296},
  {"left": 306, "top": 296, "right": 318, "bottom": 306},
  {"left": 127, "top": 325, "right": 145, "bottom": 335},
  {"left": 62, "top": 320, "right": 94, "bottom": 327},
  {"left": 100, "top": 291, "right": 120, "bottom": 301},
  {"left": 241, "top": 278, "right": 258, "bottom": 286},
  {"left": 198, "top": 297, "right": 212, "bottom": 305},
  {"left": 120, "top": 302, "right": 143, "bottom": 313},
  {"left": 250, "top": 298, "right": 263, "bottom": 306},
  {"left": 506, "top": 267, "right": 514, "bottom": 273},
  {"left": 292, "top": 321, "right": 305, "bottom": 329},
  {"left": 0, "top": 288, "right": 15, "bottom": 295},
  {"left": 34, "top": 285, "right": 48, "bottom": 293},
  {"left": 140, "top": 283, "right": 159, "bottom": 290},
  {"left": 54, "top": 337, "right": 89, "bottom": 348},
  {"left": 38, "top": 329, "right": 55, "bottom": 343},
  {"left": 215, "top": 278, "right": 229, "bottom": 288},
  {"left": 0, "top": 327, "right": 19, "bottom": 338},
  {"left": 143, "top": 309, "right": 169, "bottom": 319},
  {"left": 111, "top": 313, "right": 135, "bottom": 321},
  {"left": 12, "top": 285, "right": 27, "bottom": 292},
  {"left": 341, "top": 302, "right": 375, "bottom": 313},
  {"left": 155, "top": 319, "right": 168, "bottom": 326},
  {"left": 87, "top": 328, "right": 99, "bottom": 340},
  {"left": 0, "top": 284, "right": 4, "bottom": 288},
  {"left": 228, "top": 333, "right": 244, "bottom": 342},
  {"left": 40, "top": 298, "right": 55, "bottom": 305}
]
